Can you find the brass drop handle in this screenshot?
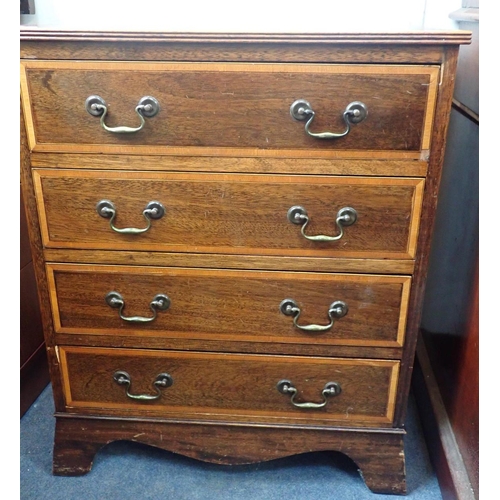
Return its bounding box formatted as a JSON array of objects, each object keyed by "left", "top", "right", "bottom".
[
  {"left": 290, "top": 99, "right": 367, "bottom": 139},
  {"left": 287, "top": 205, "right": 357, "bottom": 242},
  {"left": 277, "top": 380, "right": 341, "bottom": 409},
  {"left": 85, "top": 95, "right": 160, "bottom": 134},
  {"left": 280, "top": 299, "right": 348, "bottom": 332},
  {"left": 113, "top": 371, "right": 173, "bottom": 401},
  {"left": 96, "top": 200, "right": 165, "bottom": 235},
  {"left": 106, "top": 291, "right": 170, "bottom": 323}
]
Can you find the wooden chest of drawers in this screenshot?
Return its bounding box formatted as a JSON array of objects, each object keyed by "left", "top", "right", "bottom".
[{"left": 20, "top": 30, "right": 470, "bottom": 494}]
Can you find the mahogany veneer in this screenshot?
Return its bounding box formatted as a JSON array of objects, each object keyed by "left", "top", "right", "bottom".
[
  {"left": 34, "top": 170, "right": 424, "bottom": 258},
  {"left": 47, "top": 264, "right": 410, "bottom": 347},
  {"left": 20, "top": 30, "right": 470, "bottom": 494},
  {"left": 60, "top": 347, "right": 399, "bottom": 426},
  {"left": 21, "top": 61, "right": 437, "bottom": 155}
]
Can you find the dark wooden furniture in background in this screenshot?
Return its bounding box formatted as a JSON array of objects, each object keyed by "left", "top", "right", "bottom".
[
  {"left": 21, "top": 185, "right": 49, "bottom": 417},
  {"left": 20, "top": 30, "right": 470, "bottom": 494},
  {"left": 20, "top": 0, "right": 35, "bottom": 15},
  {"left": 414, "top": 4, "right": 479, "bottom": 499}
]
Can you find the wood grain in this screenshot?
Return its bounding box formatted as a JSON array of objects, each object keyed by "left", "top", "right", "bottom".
[
  {"left": 30, "top": 153, "right": 429, "bottom": 177},
  {"left": 30, "top": 145, "right": 425, "bottom": 159},
  {"left": 52, "top": 415, "right": 407, "bottom": 493},
  {"left": 34, "top": 169, "right": 424, "bottom": 259},
  {"left": 47, "top": 263, "right": 411, "bottom": 348},
  {"left": 21, "top": 61, "right": 437, "bottom": 155},
  {"left": 20, "top": 30, "right": 472, "bottom": 44},
  {"left": 19, "top": 39, "right": 444, "bottom": 66},
  {"left": 20, "top": 31, "right": 468, "bottom": 491},
  {"left": 59, "top": 346, "right": 399, "bottom": 426},
  {"left": 44, "top": 248, "right": 416, "bottom": 275},
  {"left": 21, "top": 29, "right": 471, "bottom": 70},
  {"left": 54, "top": 332, "right": 402, "bottom": 360}
]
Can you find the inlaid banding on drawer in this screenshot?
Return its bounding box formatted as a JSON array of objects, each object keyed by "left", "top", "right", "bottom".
[
  {"left": 47, "top": 264, "right": 411, "bottom": 348},
  {"left": 30, "top": 153, "right": 429, "bottom": 178},
  {"left": 21, "top": 61, "right": 439, "bottom": 157},
  {"left": 34, "top": 170, "right": 424, "bottom": 259},
  {"left": 59, "top": 346, "right": 400, "bottom": 426}
]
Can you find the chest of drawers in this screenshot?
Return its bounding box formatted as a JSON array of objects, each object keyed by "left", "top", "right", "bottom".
[{"left": 20, "top": 30, "right": 470, "bottom": 494}]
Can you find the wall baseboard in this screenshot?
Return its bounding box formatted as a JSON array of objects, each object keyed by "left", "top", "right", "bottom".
[{"left": 412, "top": 332, "right": 476, "bottom": 500}]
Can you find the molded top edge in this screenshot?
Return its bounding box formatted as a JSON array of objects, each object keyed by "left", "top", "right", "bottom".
[{"left": 20, "top": 29, "right": 472, "bottom": 45}]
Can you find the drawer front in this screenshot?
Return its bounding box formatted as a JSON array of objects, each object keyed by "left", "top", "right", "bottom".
[
  {"left": 60, "top": 346, "right": 400, "bottom": 426},
  {"left": 47, "top": 264, "right": 410, "bottom": 348},
  {"left": 35, "top": 170, "right": 424, "bottom": 259},
  {"left": 21, "top": 61, "right": 438, "bottom": 157}
]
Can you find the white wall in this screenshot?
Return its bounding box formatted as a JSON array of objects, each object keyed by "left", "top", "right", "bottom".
[{"left": 21, "top": 0, "right": 460, "bottom": 31}]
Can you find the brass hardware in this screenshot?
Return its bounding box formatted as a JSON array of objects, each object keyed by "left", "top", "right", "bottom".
[
  {"left": 105, "top": 291, "right": 170, "bottom": 323},
  {"left": 85, "top": 95, "right": 160, "bottom": 133},
  {"left": 277, "top": 380, "right": 341, "bottom": 409},
  {"left": 96, "top": 200, "right": 165, "bottom": 235},
  {"left": 113, "top": 371, "right": 173, "bottom": 401},
  {"left": 287, "top": 205, "right": 357, "bottom": 242},
  {"left": 290, "top": 99, "right": 367, "bottom": 139},
  {"left": 280, "top": 299, "right": 348, "bottom": 332}
]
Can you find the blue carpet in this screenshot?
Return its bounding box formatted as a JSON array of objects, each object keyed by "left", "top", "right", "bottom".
[{"left": 21, "top": 386, "right": 442, "bottom": 499}]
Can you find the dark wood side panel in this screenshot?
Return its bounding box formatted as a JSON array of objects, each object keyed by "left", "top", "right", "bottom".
[
  {"left": 20, "top": 261, "right": 44, "bottom": 367},
  {"left": 21, "top": 138, "right": 49, "bottom": 417},
  {"left": 393, "top": 46, "right": 460, "bottom": 427},
  {"left": 20, "top": 244, "right": 50, "bottom": 415},
  {"left": 20, "top": 186, "right": 33, "bottom": 269},
  {"left": 20, "top": 344, "right": 50, "bottom": 417},
  {"left": 20, "top": 102, "right": 65, "bottom": 411}
]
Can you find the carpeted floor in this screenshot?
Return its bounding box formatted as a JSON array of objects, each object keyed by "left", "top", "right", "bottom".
[{"left": 20, "top": 385, "right": 442, "bottom": 499}]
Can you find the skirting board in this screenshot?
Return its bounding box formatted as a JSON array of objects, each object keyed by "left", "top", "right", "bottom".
[{"left": 412, "top": 332, "right": 476, "bottom": 500}]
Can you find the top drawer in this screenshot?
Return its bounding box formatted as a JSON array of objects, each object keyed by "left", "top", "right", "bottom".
[{"left": 20, "top": 61, "right": 439, "bottom": 158}]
